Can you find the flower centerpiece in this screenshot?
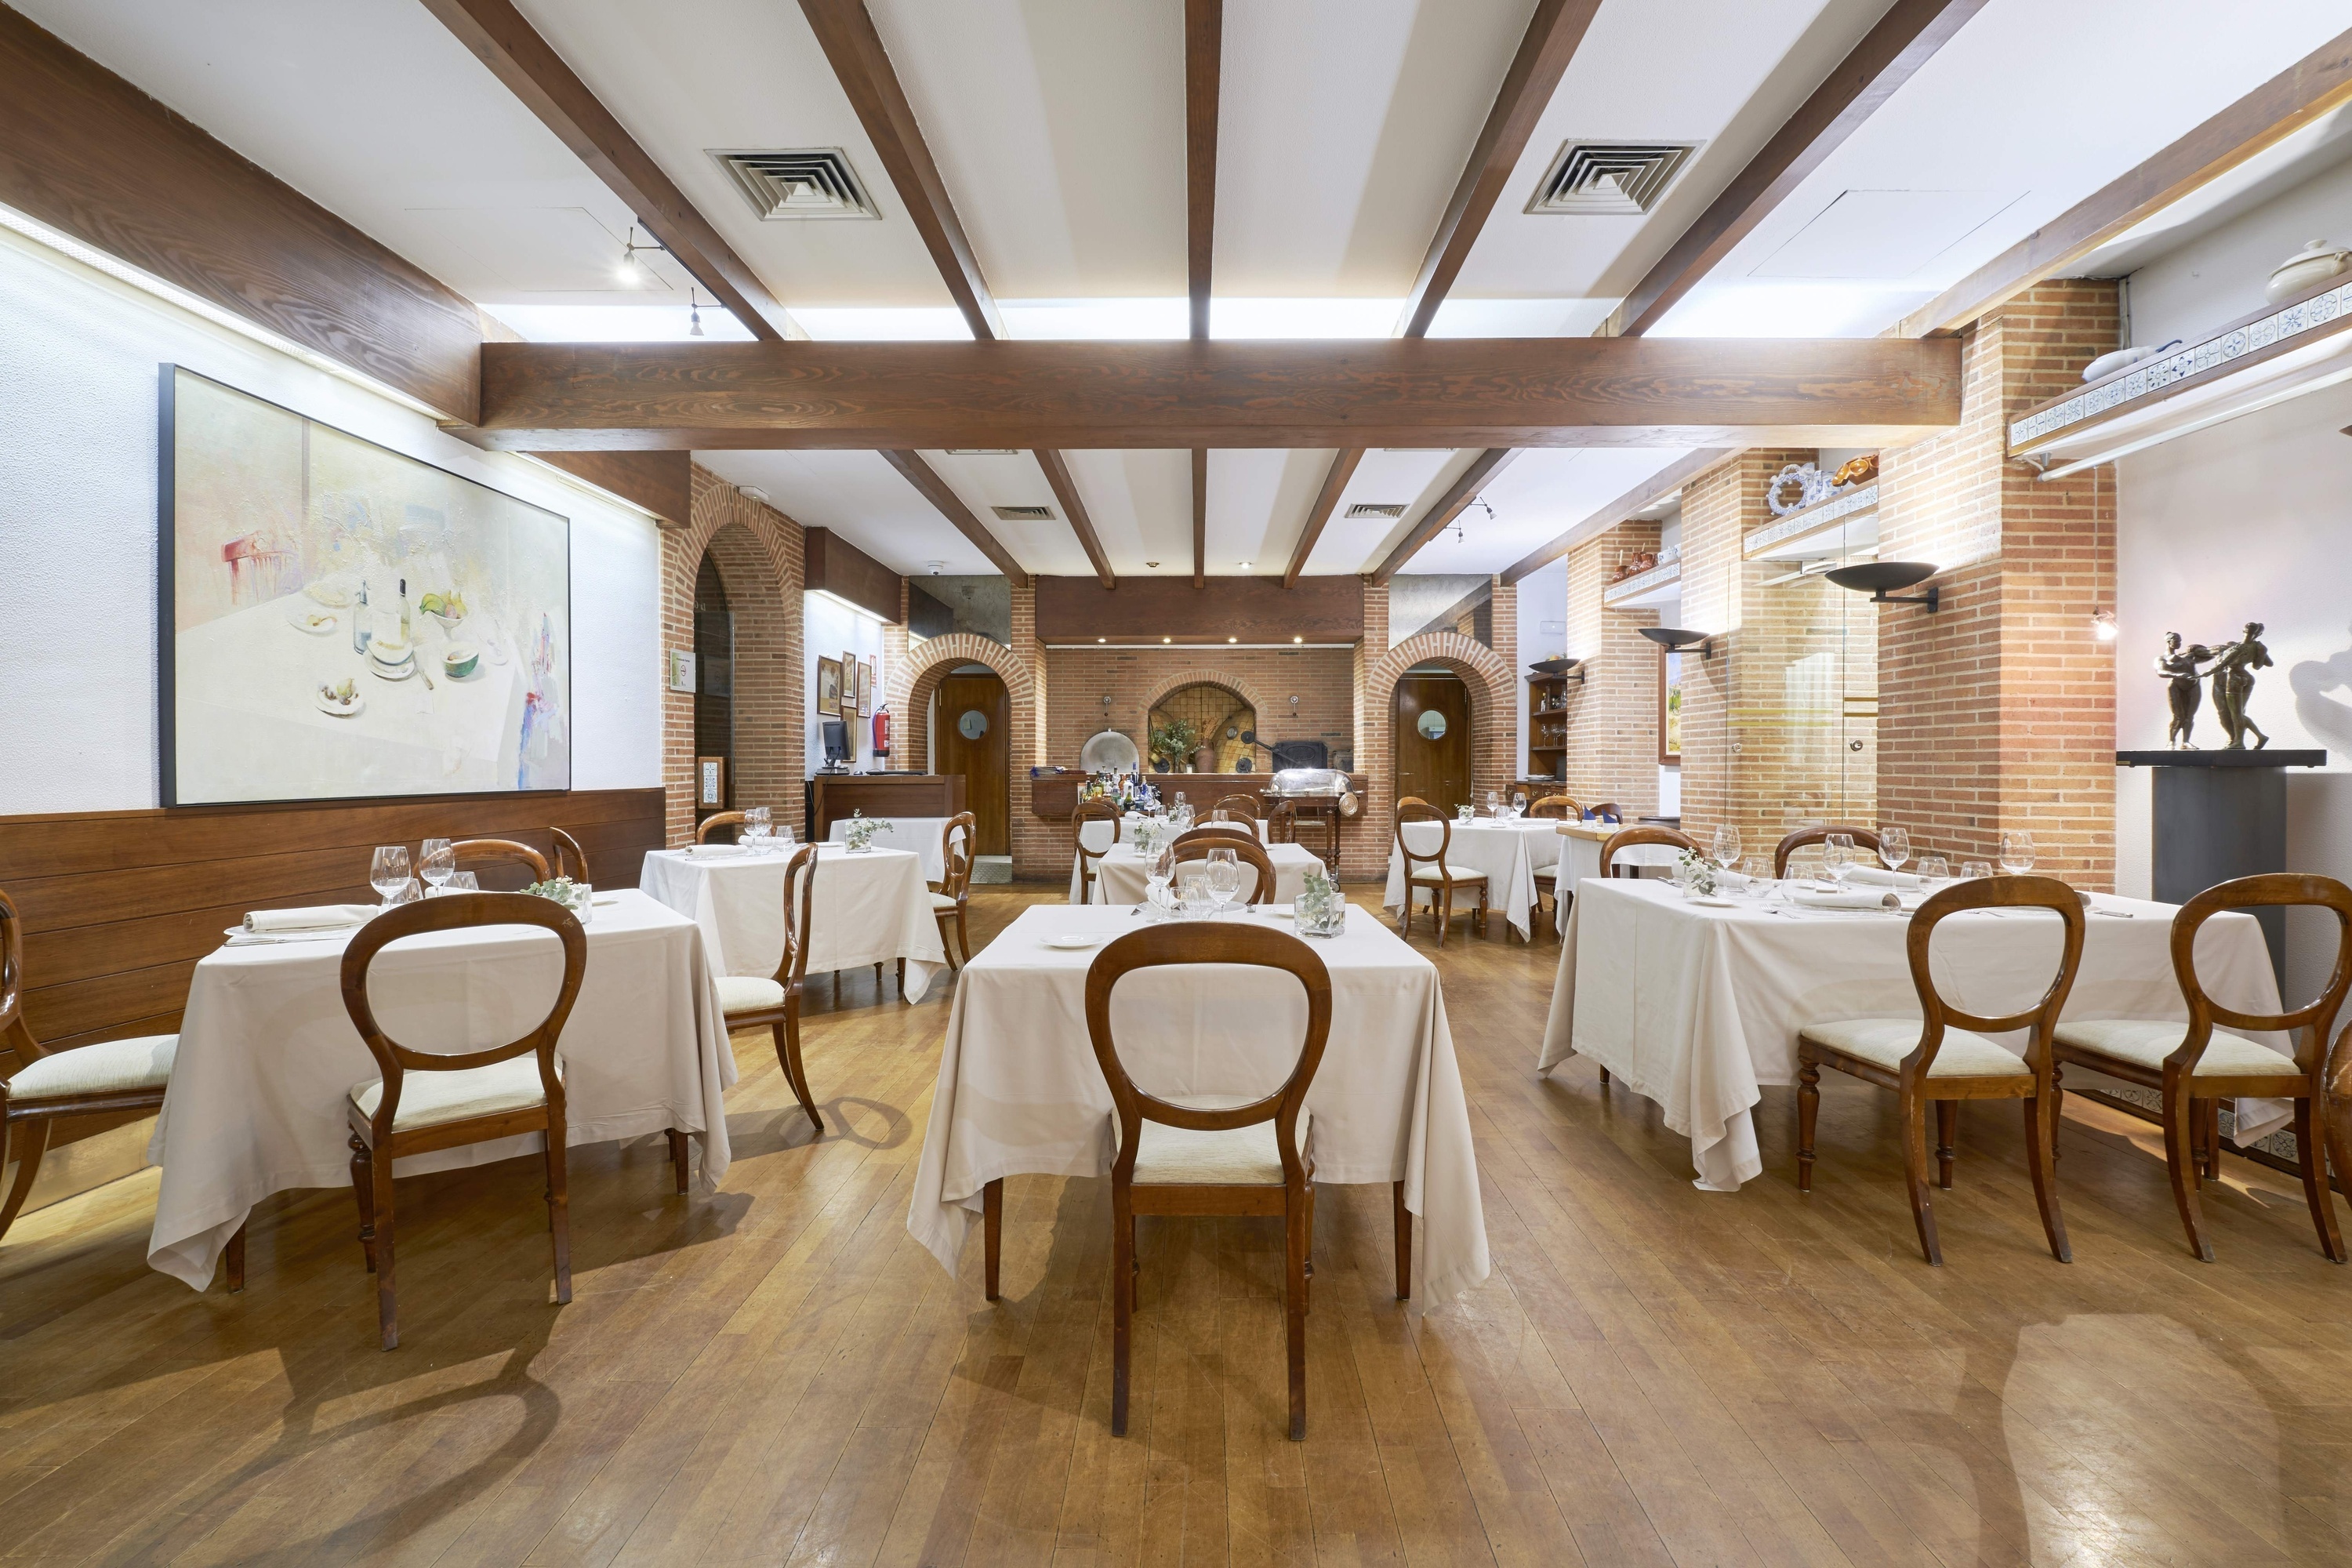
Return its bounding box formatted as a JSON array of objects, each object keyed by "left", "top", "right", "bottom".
[
  {"left": 1673, "top": 849, "right": 1719, "bottom": 898},
  {"left": 1131, "top": 817, "right": 1165, "bottom": 858},
  {"left": 1295, "top": 868, "right": 1346, "bottom": 937},
  {"left": 523, "top": 876, "right": 593, "bottom": 922},
  {"left": 844, "top": 812, "right": 892, "bottom": 852}
]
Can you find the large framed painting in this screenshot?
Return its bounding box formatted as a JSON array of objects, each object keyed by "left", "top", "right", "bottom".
[
  {"left": 1658, "top": 647, "right": 1683, "bottom": 765},
  {"left": 158, "top": 366, "right": 572, "bottom": 805}
]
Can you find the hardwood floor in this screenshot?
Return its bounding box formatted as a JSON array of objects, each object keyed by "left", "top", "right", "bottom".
[{"left": 5, "top": 883, "right": 2351, "bottom": 1564}]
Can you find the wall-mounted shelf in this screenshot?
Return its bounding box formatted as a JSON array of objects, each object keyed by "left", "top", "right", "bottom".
[
  {"left": 1602, "top": 559, "right": 1681, "bottom": 609},
  {"left": 1743, "top": 482, "right": 1878, "bottom": 562},
  {"left": 2008, "top": 276, "right": 2352, "bottom": 477}
]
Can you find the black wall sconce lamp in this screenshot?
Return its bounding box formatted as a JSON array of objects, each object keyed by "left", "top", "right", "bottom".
[
  {"left": 1826, "top": 561, "right": 1940, "bottom": 612},
  {"left": 1639, "top": 626, "right": 1715, "bottom": 660},
  {"left": 1530, "top": 656, "right": 1588, "bottom": 684}
]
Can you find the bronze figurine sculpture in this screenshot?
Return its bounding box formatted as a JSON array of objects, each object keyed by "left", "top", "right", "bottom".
[
  {"left": 2157, "top": 631, "right": 2212, "bottom": 748},
  {"left": 2209, "top": 622, "right": 2271, "bottom": 750}
]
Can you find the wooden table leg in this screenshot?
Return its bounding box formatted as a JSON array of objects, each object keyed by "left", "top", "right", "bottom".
[{"left": 983, "top": 1178, "right": 1003, "bottom": 1301}]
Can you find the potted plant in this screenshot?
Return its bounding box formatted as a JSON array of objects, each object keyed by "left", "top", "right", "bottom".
[{"left": 1148, "top": 717, "right": 1201, "bottom": 772}]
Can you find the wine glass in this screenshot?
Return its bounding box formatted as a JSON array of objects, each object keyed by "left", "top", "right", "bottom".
[
  {"left": 369, "top": 845, "right": 412, "bottom": 906},
  {"left": 419, "top": 837, "right": 454, "bottom": 893},
  {"left": 1999, "top": 830, "right": 2036, "bottom": 875},
  {"left": 1879, "top": 826, "right": 1911, "bottom": 875},
  {"left": 1710, "top": 822, "right": 1742, "bottom": 869},
  {"left": 1205, "top": 847, "right": 1241, "bottom": 915},
  {"left": 1823, "top": 833, "right": 1856, "bottom": 890},
  {"left": 1486, "top": 791, "right": 1501, "bottom": 818},
  {"left": 1145, "top": 845, "right": 1177, "bottom": 916},
  {"left": 1511, "top": 790, "right": 1528, "bottom": 818},
  {"left": 1916, "top": 854, "right": 1950, "bottom": 883}
]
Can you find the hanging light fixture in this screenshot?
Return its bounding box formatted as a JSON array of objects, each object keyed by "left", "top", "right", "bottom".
[
  {"left": 688, "top": 286, "right": 705, "bottom": 337},
  {"left": 618, "top": 223, "right": 667, "bottom": 283}
]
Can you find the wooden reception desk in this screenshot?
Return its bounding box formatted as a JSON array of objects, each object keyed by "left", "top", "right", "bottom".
[{"left": 807, "top": 772, "right": 967, "bottom": 843}]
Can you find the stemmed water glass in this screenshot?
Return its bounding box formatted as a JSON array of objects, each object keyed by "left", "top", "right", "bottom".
[
  {"left": 1879, "top": 826, "right": 1911, "bottom": 876},
  {"left": 419, "top": 837, "right": 455, "bottom": 894},
  {"left": 1205, "top": 847, "right": 1241, "bottom": 916},
  {"left": 1999, "top": 830, "right": 2036, "bottom": 875},
  {"left": 1823, "top": 833, "right": 1857, "bottom": 890},
  {"left": 1176, "top": 864, "right": 1209, "bottom": 917},
  {"left": 1486, "top": 791, "right": 1501, "bottom": 818},
  {"left": 369, "top": 844, "right": 412, "bottom": 906},
  {"left": 1710, "top": 822, "right": 1742, "bottom": 870},
  {"left": 1511, "top": 791, "right": 1528, "bottom": 818},
  {"left": 1146, "top": 845, "right": 1177, "bottom": 916}
]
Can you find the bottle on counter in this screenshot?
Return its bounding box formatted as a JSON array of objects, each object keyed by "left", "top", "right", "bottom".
[
  {"left": 397, "top": 576, "right": 412, "bottom": 643},
  {"left": 351, "top": 580, "right": 372, "bottom": 655}
]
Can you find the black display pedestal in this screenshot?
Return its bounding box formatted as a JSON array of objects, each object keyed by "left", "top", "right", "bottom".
[{"left": 2116, "top": 749, "right": 2325, "bottom": 985}]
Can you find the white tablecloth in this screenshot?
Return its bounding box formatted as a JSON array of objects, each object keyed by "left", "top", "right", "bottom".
[
  {"left": 1538, "top": 878, "right": 2288, "bottom": 1190},
  {"left": 1087, "top": 841, "right": 1327, "bottom": 906},
  {"left": 826, "top": 816, "right": 950, "bottom": 882},
  {"left": 907, "top": 902, "right": 1490, "bottom": 1305},
  {"left": 641, "top": 844, "right": 946, "bottom": 1000},
  {"left": 1067, "top": 816, "right": 1269, "bottom": 901},
  {"left": 147, "top": 889, "right": 734, "bottom": 1290},
  {"left": 1381, "top": 818, "right": 1548, "bottom": 938}
]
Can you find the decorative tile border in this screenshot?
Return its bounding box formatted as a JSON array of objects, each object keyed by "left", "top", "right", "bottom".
[
  {"left": 1742, "top": 482, "right": 1878, "bottom": 556},
  {"left": 2009, "top": 283, "right": 2347, "bottom": 449},
  {"left": 1601, "top": 560, "right": 1681, "bottom": 606}
]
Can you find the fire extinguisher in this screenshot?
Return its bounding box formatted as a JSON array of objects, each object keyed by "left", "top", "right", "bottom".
[{"left": 872, "top": 705, "right": 891, "bottom": 759}]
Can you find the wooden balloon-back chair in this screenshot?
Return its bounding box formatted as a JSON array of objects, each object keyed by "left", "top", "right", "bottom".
[
  {"left": 1528, "top": 796, "right": 1577, "bottom": 819},
  {"left": 695, "top": 811, "right": 747, "bottom": 844},
  {"left": 450, "top": 838, "right": 550, "bottom": 887},
  {"left": 1085, "top": 923, "right": 1334, "bottom": 1440},
  {"left": 1597, "top": 825, "right": 1698, "bottom": 877},
  {"left": 1167, "top": 833, "right": 1278, "bottom": 906},
  {"left": 1526, "top": 797, "right": 1579, "bottom": 935},
  {"left": 2053, "top": 873, "right": 2352, "bottom": 1264},
  {"left": 931, "top": 813, "right": 978, "bottom": 968},
  {"left": 1772, "top": 826, "right": 1884, "bottom": 878},
  {"left": 550, "top": 828, "right": 591, "bottom": 884},
  {"left": 1797, "top": 874, "right": 2084, "bottom": 1267},
  {"left": 1392, "top": 801, "right": 1488, "bottom": 947},
  {"left": 715, "top": 844, "right": 824, "bottom": 1133},
  {"left": 1072, "top": 798, "right": 1124, "bottom": 903},
  {"left": 1210, "top": 793, "right": 1263, "bottom": 822}
]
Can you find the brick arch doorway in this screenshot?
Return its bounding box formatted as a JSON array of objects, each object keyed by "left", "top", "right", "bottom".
[
  {"left": 688, "top": 519, "right": 792, "bottom": 832},
  {"left": 1394, "top": 667, "right": 1473, "bottom": 814},
  {"left": 935, "top": 665, "right": 1010, "bottom": 854}
]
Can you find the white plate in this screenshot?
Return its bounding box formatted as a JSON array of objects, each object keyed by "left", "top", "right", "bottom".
[
  {"left": 1044, "top": 931, "right": 1108, "bottom": 950},
  {"left": 303, "top": 582, "right": 351, "bottom": 608},
  {"left": 286, "top": 609, "right": 338, "bottom": 636},
  {"left": 314, "top": 690, "right": 365, "bottom": 717},
  {"left": 368, "top": 655, "right": 415, "bottom": 682}
]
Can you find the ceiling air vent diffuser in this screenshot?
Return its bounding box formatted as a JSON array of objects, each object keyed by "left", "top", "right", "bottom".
[
  {"left": 992, "top": 505, "right": 1056, "bottom": 521},
  {"left": 710, "top": 149, "right": 879, "bottom": 220},
  {"left": 1345, "top": 503, "right": 1406, "bottom": 519},
  {"left": 1526, "top": 142, "right": 1697, "bottom": 215}
]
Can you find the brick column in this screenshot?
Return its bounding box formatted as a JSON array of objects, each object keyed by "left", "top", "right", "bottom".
[
  {"left": 1877, "top": 281, "right": 2119, "bottom": 885},
  {"left": 1559, "top": 521, "right": 1662, "bottom": 816},
  {"left": 1006, "top": 583, "right": 1056, "bottom": 878}
]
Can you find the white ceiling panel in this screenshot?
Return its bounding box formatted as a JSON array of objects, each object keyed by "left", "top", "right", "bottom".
[
  {"left": 1301, "top": 448, "right": 1475, "bottom": 575},
  {"left": 1204, "top": 449, "right": 1336, "bottom": 572},
  {"left": 1055, "top": 449, "right": 1193, "bottom": 575},
  {"left": 1405, "top": 447, "right": 1700, "bottom": 573},
  {"left": 690, "top": 450, "right": 1002, "bottom": 575}
]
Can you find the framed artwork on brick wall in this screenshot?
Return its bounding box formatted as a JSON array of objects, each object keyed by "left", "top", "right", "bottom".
[
  {"left": 817, "top": 656, "right": 843, "bottom": 716},
  {"left": 1658, "top": 648, "right": 1682, "bottom": 765}
]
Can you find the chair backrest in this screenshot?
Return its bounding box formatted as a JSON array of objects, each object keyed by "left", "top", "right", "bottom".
[
  {"left": 339, "top": 892, "right": 586, "bottom": 1139},
  {"left": 1084, "top": 923, "right": 1332, "bottom": 1190},
  {"left": 773, "top": 844, "right": 819, "bottom": 989},
  {"left": 1903, "top": 875, "right": 2085, "bottom": 1075},
  {"left": 0, "top": 888, "right": 45, "bottom": 1065},
  {"left": 695, "top": 811, "right": 747, "bottom": 844},
  {"left": 1584, "top": 801, "right": 1622, "bottom": 822},
  {"left": 1265, "top": 797, "right": 1298, "bottom": 842},
  {"left": 2170, "top": 874, "right": 2352, "bottom": 1075},
  {"left": 938, "top": 812, "right": 977, "bottom": 902},
  {"left": 1598, "top": 825, "right": 1697, "bottom": 877},
  {"left": 1529, "top": 794, "right": 1577, "bottom": 819},
  {"left": 1393, "top": 800, "right": 1458, "bottom": 882},
  {"left": 1169, "top": 834, "right": 1277, "bottom": 905},
  {"left": 1073, "top": 797, "right": 1123, "bottom": 889},
  {"left": 1396, "top": 795, "right": 1435, "bottom": 815},
  {"left": 1773, "top": 825, "right": 1884, "bottom": 878},
  {"left": 1174, "top": 822, "right": 1255, "bottom": 848},
  {"left": 451, "top": 838, "right": 551, "bottom": 884},
  {"left": 1211, "top": 793, "right": 1262, "bottom": 822},
  {"left": 550, "top": 827, "right": 591, "bottom": 884}
]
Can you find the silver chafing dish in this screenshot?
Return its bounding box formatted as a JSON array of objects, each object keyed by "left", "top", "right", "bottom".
[{"left": 1268, "top": 768, "right": 1361, "bottom": 817}]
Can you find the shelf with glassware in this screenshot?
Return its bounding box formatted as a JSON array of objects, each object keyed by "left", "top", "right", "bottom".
[{"left": 1527, "top": 670, "right": 1571, "bottom": 781}]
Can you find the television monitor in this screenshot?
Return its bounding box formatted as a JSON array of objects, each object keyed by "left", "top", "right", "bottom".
[{"left": 822, "top": 718, "right": 851, "bottom": 762}]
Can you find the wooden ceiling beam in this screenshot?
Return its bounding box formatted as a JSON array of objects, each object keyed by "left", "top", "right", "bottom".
[
  {"left": 879, "top": 450, "right": 1030, "bottom": 586},
  {"left": 1185, "top": 0, "right": 1222, "bottom": 340},
  {"left": 0, "top": 7, "right": 482, "bottom": 419},
  {"left": 1396, "top": 0, "right": 1605, "bottom": 340},
  {"left": 1033, "top": 448, "right": 1116, "bottom": 589},
  {"left": 1897, "top": 24, "right": 2352, "bottom": 338},
  {"left": 419, "top": 0, "right": 795, "bottom": 343},
  {"left": 477, "top": 337, "right": 1960, "bottom": 451},
  {"left": 1369, "top": 448, "right": 1520, "bottom": 586},
  {"left": 1282, "top": 449, "right": 1365, "bottom": 587},
  {"left": 1499, "top": 447, "right": 1734, "bottom": 584},
  {"left": 1613, "top": 0, "right": 1991, "bottom": 338},
  {"left": 1191, "top": 448, "right": 1207, "bottom": 586},
  {"left": 798, "top": 0, "right": 1004, "bottom": 342}
]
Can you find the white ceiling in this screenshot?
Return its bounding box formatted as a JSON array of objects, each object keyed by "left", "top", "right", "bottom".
[{"left": 18, "top": 0, "right": 2352, "bottom": 575}]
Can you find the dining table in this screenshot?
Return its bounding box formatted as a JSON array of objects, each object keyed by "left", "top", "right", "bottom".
[
  {"left": 906, "top": 901, "right": 1490, "bottom": 1305},
  {"left": 1381, "top": 816, "right": 1558, "bottom": 939},
  {"left": 1081, "top": 840, "right": 1329, "bottom": 906},
  {"left": 1538, "top": 877, "right": 2288, "bottom": 1190},
  {"left": 825, "top": 815, "right": 951, "bottom": 881},
  {"left": 147, "top": 887, "right": 735, "bottom": 1290},
  {"left": 1066, "top": 815, "right": 1269, "bottom": 902},
  {"left": 641, "top": 840, "right": 947, "bottom": 1001}
]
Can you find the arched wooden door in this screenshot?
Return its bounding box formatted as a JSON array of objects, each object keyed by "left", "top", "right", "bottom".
[
  {"left": 936, "top": 673, "right": 1010, "bottom": 854},
  {"left": 1393, "top": 674, "right": 1471, "bottom": 815}
]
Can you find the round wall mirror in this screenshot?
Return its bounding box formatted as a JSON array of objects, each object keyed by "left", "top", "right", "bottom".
[
  {"left": 1416, "top": 710, "right": 1449, "bottom": 740},
  {"left": 957, "top": 710, "right": 989, "bottom": 739}
]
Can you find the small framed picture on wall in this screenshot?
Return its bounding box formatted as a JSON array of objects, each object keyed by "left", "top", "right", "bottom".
[
  {"left": 857, "top": 659, "right": 874, "bottom": 711},
  {"left": 817, "top": 657, "right": 843, "bottom": 716}
]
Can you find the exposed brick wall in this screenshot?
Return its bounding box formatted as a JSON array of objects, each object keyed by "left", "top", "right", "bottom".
[
  {"left": 884, "top": 583, "right": 1054, "bottom": 876},
  {"left": 662, "top": 467, "right": 804, "bottom": 845},
  {"left": 1352, "top": 579, "right": 1519, "bottom": 880},
  {"left": 1559, "top": 521, "right": 1663, "bottom": 816},
  {"left": 1040, "top": 650, "right": 1357, "bottom": 771},
  {"left": 1877, "top": 281, "right": 2120, "bottom": 885}
]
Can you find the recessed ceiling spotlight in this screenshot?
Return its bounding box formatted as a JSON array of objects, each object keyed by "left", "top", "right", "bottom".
[
  {"left": 1238, "top": 561, "right": 1252, "bottom": 569},
  {"left": 1162, "top": 637, "right": 1172, "bottom": 644},
  {"left": 1145, "top": 561, "right": 1160, "bottom": 569},
  {"left": 1292, "top": 636, "right": 1303, "bottom": 644},
  {"left": 1228, "top": 636, "right": 1237, "bottom": 643},
  {"left": 1097, "top": 637, "right": 1106, "bottom": 644}
]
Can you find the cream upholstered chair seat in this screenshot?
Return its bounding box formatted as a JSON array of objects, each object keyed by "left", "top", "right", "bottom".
[
  {"left": 6, "top": 1034, "right": 177, "bottom": 1098},
  {"left": 349, "top": 1055, "right": 560, "bottom": 1133},
  {"left": 930, "top": 890, "right": 960, "bottom": 912},
  {"left": 2052, "top": 1019, "right": 2291, "bottom": 1077},
  {"left": 1130, "top": 1109, "right": 1311, "bottom": 1185},
  {"left": 1408, "top": 866, "right": 1486, "bottom": 884},
  {"left": 715, "top": 975, "right": 787, "bottom": 1014},
  {"left": 1798, "top": 1019, "right": 2029, "bottom": 1078}
]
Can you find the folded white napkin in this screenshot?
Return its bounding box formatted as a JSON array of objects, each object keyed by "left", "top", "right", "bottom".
[
  {"left": 1787, "top": 888, "right": 1901, "bottom": 911},
  {"left": 1846, "top": 866, "right": 1922, "bottom": 888},
  {"left": 688, "top": 843, "right": 750, "bottom": 858},
  {"left": 244, "top": 903, "right": 377, "bottom": 932},
  {"left": 1713, "top": 869, "right": 1762, "bottom": 889}
]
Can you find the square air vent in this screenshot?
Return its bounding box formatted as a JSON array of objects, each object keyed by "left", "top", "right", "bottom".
[
  {"left": 992, "top": 505, "right": 1055, "bottom": 521},
  {"left": 710, "top": 149, "right": 880, "bottom": 220},
  {"left": 1527, "top": 142, "right": 1697, "bottom": 215},
  {"left": 1345, "top": 503, "right": 1406, "bottom": 519}
]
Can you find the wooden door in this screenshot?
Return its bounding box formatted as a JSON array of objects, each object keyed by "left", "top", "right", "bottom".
[
  {"left": 1393, "top": 675, "right": 1471, "bottom": 815},
  {"left": 937, "top": 673, "right": 1011, "bottom": 855}
]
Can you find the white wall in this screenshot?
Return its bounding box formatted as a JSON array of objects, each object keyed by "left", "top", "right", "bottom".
[
  {"left": 803, "top": 591, "right": 887, "bottom": 773},
  {"left": 2125, "top": 151, "right": 2352, "bottom": 350},
  {"left": 0, "top": 225, "right": 662, "bottom": 814},
  {"left": 2114, "top": 377, "right": 2352, "bottom": 1001}
]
